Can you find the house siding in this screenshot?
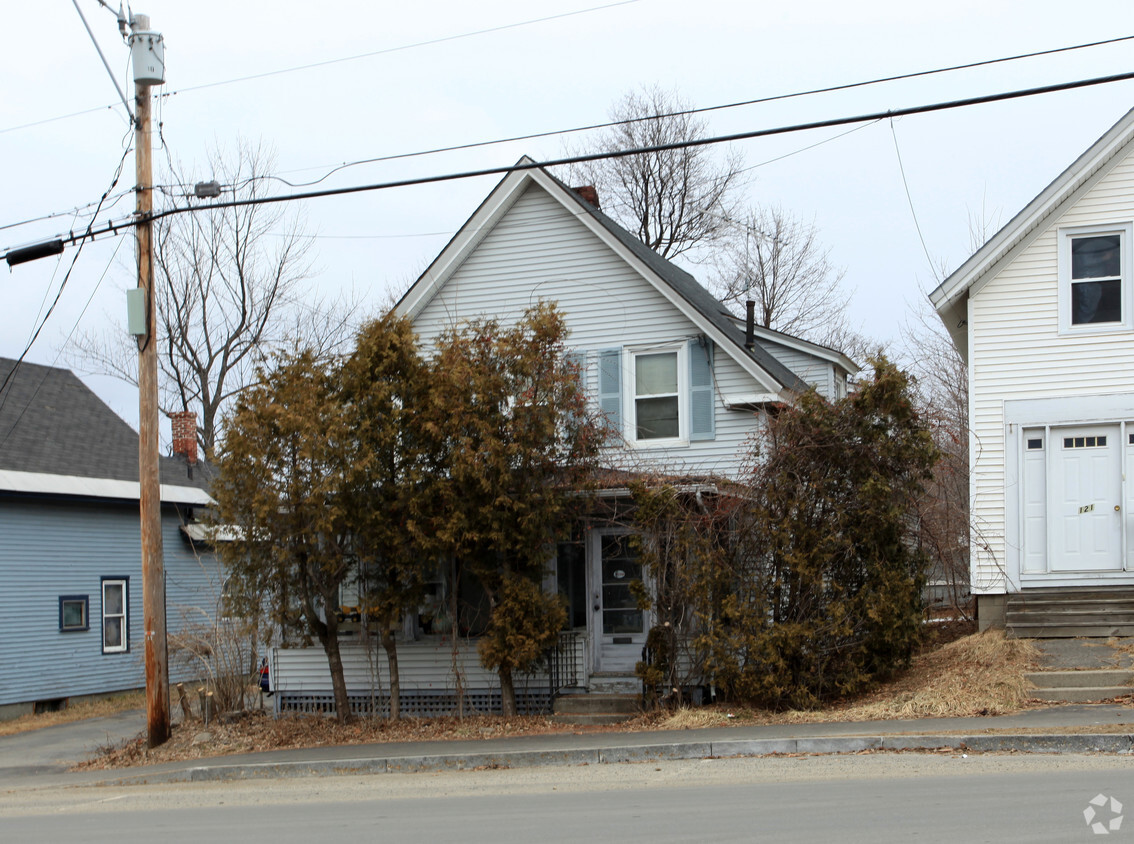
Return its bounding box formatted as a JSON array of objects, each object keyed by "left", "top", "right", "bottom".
[
  {"left": 759, "top": 339, "right": 834, "bottom": 397},
  {"left": 969, "top": 151, "right": 1134, "bottom": 593},
  {"left": 0, "top": 496, "right": 222, "bottom": 707},
  {"left": 412, "top": 184, "right": 765, "bottom": 479}
]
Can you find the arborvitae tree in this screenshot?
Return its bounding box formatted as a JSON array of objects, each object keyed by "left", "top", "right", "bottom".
[
  {"left": 707, "top": 357, "right": 938, "bottom": 709},
  {"left": 427, "top": 303, "right": 601, "bottom": 715},
  {"left": 211, "top": 350, "right": 357, "bottom": 721},
  {"left": 339, "top": 312, "right": 439, "bottom": 719}
]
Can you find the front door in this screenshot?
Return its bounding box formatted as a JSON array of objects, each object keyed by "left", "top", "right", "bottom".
[
  {"left": 1050, "top": 425, "right": 1123, "bottom": 572},
  {"left": 589, "top": 532, "right": 647, "bottom": 674}
]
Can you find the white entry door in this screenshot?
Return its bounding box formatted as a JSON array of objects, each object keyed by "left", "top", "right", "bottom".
[
  {"left": 1050, "top": 425, "right": 1123, "bottom": 572},
  {"left": 589, "top": 532, "right": 647, "bottom": 674}
]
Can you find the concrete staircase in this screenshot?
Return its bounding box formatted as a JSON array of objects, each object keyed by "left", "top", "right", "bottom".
[
  {"left": 1006, "top": 587, "right": 1134, "bottom": 638},
  {"left": 551, "top": 693, "right": 640, "bottom": 726},
  {"left": 1025, "top": 669, "right": 1134, "bottom": 703}
]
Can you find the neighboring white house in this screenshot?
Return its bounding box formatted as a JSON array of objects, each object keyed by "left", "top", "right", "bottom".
[
  {"left": 270, "top": 159, "right": 857, "bottom": 713},
  {"left": 931, "top": 106, "right": 1134, "bottom": 631}
]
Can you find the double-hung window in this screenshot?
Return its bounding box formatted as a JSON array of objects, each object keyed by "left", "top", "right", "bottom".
[
  {"left": 101, "top": 578, "right": 128, "bottom": 653},
  {"left": 633, "top": 350, "right": 682, "bottom": 441},
  {"left": 596, "top": 341, "right": 715, "bottom": 446},
  {"left": 1059, "top": 224, "right": 1132, "bottom": 333}
]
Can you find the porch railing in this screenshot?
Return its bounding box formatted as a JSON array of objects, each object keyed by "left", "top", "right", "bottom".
[{"left": 547, "top": 630, "right": 585, "bottom": 700}]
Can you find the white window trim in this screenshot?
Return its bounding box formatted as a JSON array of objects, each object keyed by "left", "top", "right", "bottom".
[
  {"left": 1058, "top": 222, "right": 1134, "bottom": 335},
  {"left": 101, "top": 578, "right": 128, "bottom": 654},
  {"left": 625, "top": 343, "right": 688, "bottom": 447}
]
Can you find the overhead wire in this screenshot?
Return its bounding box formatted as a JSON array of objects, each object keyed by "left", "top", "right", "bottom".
[
  {"left": 0, "top": 0, "right": 641, "bottom": 137},
  {"left": 13, "top": 67, "right": 1130, "bottom": 258},
  {"left": 7, "top": 31, "right": 1133, "bottom": 232},
  {"left": 238, "top": 32, "right": 1134, "bottom": 189},
  {"left": 889, "top": 117, "right": 939, "bottom": 282},
  {"left": 0, "top": 129, "right": 134, "bottom": 403},
  {"left": 0, "top": 233, "right": 128, "bottom": 454}
]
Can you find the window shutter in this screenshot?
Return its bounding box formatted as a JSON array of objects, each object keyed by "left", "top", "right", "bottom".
[
  {"left": 688, "top": 339, "right": 715, "bottom": 441},
  {"left": 597, "top": 348, "right": 622, "bottom": 440}
]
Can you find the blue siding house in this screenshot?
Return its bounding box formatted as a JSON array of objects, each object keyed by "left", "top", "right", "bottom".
[{"left": 0, "top": 358, "right": 220, "bottom": 719}]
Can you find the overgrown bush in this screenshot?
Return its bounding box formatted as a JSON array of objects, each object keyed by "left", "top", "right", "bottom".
[{"left": 705, "top": 357, "right": 938, "bottom": 709}]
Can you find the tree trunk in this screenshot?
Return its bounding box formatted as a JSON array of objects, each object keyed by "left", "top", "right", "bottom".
[
  {"left": 319, "top": 620, "right": 352, "bottom": 723},
  {"left": 499, "top": 666, "right": 517, "bottom": 717},
  {"left": 381, "top": 625, "right": 400, "bottom": 720}
]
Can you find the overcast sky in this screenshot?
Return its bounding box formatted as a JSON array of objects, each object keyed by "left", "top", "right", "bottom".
[{"left": 3, "top": 0, "right": 1134, "bottom": 429}]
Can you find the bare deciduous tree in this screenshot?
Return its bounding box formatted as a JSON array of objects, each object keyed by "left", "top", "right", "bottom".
[
  {"left": 713, "top": 206, "right": 852, "bottom": 348},
  {"left": 566, "top": 85, "right": 745, "bottom": 261},
  {"left": 69, "top": 140, "right": 359, "bottom": 457}
]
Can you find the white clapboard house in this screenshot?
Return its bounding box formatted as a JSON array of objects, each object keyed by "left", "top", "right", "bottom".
[
  {"left": 931, "top": 106, "right": 1134, "bottom": 636},
  {"left": 270, "top": 159, "right": 857, "bottom": 716}
]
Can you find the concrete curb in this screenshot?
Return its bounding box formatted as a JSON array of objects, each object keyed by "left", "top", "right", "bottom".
[{"left": 103, "top": 732, "right": 1134, "bottom": 784}]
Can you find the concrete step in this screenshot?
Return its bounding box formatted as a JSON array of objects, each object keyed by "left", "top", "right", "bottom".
[
  {"left": 1009, "top": 624, "right": 1134, "bottom": 638},
  {"left": 552, "top": 692, "right": 640, "bottom": 725},
  {"left": 1025, "top": 669, "right": 1134, "bottom": 689},
  {"left": 1030, "top": 686, "right": 1133, "bottom": 703},
  {"left": 553, "top": 694, "right": 640, "bottom": 715},
  {"left": 549, "top": 713, "right": 637, "bottom": 726}
]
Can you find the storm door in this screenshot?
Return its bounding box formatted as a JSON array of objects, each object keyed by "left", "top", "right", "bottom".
[{"left": 589, "top": 531, "right": 648, "bottom": 674}]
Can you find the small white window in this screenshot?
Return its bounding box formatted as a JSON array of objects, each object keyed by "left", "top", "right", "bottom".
[
  {"left": 101, "top": 578, "right": 128, "bottom": 653},
  {"left": 1059, "top": 224, "right": 1133, "bottom": 334}
]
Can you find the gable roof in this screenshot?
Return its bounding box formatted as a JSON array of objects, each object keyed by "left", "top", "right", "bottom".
[
  {"left": 397, "top": 157, "right": 812, "bottom": 397},
  {"left": 930, "top": 106, "right": 1134, "bottom": 356},
  {"left": 0, "top": 358, "right": 211, "bottom": 503}
]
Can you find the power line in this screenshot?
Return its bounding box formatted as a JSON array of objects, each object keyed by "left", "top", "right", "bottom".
[
  {"left": 164, "top": 0, "right": 641, "bottom": 97},
  {"left": 0, "top": 135, "right": 133, "bottom": 402},
  {"left": 0, "top": 0, "right": 641, "bottom": 137},
  {"left": 7, "top": 30, "right": 1133, "bottom": 233},
  {"left": 8, "top": 68, "right": 1134, "bottom": 263},
  {"left": 198, "top": 32, "right": 1134, "bottom": 190},
  {"left": 889, "top": 117, "right": 939, "bottom": 283}
]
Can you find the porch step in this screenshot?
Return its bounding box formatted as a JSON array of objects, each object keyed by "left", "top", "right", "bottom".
[
  {"left": 552, "top": 693, "right": 640, "bottom": 725},
  {"left": 1026, "top": 669, "right": 1134, "bottom": 703},
  {"left": 1006, "top": 587, "right": 1134, "bottom": 638}
]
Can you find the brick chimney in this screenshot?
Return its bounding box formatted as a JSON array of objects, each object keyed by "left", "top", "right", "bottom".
[
  {"left": 170, "top": 410, "right": 198, "bottom": 467},
  {"left": 572, "top": 185, "right": 600, "bottom": 209}
]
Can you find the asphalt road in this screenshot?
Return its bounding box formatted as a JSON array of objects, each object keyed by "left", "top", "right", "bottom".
[{"left": 3, "top": 753, "right": 1133, "bottom": 842}]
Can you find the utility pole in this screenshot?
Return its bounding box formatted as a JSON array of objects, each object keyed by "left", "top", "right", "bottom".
[{"left": 130, "top": 14, "right": 169, "bottom": 748}]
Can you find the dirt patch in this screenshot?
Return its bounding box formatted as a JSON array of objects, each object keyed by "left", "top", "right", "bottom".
[{"left": 77, "top": 630, "right": 1058, "bottom": 770}]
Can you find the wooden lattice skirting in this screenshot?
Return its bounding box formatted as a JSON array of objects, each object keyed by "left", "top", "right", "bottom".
[{"left": 275, "top": 689, "right": 552, "bottom": 718}]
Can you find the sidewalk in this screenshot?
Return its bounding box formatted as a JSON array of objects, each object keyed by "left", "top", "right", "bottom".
[{"left": 5, "top": 703, "right": 1129, "bottom": 789}]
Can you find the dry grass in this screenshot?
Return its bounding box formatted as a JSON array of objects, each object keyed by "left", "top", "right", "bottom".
[
  {"left": 79, "top": 630, "right": 1048, "bottom": 770},
  {"left": 75, "top": 710, "right": 580, "bottom": 770},
  {"left": 0, "top": 691, "right": 145, "bottom": 738},
  {"left": 652, "top": 629, "right": 1043, "bottom": 730}
]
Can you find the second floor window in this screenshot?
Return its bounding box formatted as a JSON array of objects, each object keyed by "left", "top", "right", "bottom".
[
  {"left": 634, "top": 351, "right": 680, "bottom": 440},
  {"left": 1071, "top": 234, "right": 1122, "bottom": 325}
]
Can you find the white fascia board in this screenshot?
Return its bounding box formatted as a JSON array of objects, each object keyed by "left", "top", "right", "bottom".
[
  {"left": 722, "top": 392, "right": 784, "bottom": 409},
  {"left": 522, "top": 169, "right": 789, "bottom": 397},
  {"left": 931, "top": 106, "right": 1134, "bottom": 316},
  {"left": 395, "top": 163, "right": 537, "bottom": 320},
  {"left": 726, "top": 317, "right": 860, "bottom": 374},
  {"left": 0, "top": 469, "right": 214, "bottom": 505}
]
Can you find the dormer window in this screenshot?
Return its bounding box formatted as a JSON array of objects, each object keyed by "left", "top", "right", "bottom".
[{"left": 1059, "top": 224, "right": 1133, "bottom": 334}]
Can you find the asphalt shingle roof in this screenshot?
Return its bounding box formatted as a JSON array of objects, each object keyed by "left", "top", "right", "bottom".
[
  {"left": 0, "top": 358, "right": 209, "bottom": 491},
  {"left": 545, "top": 169, "right": 809, "bottom": 393}
]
